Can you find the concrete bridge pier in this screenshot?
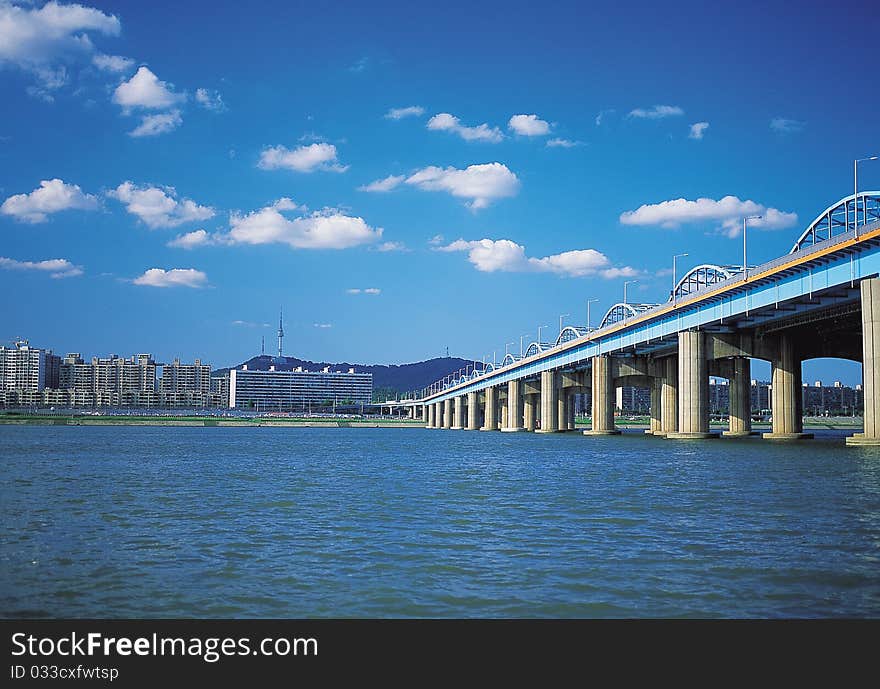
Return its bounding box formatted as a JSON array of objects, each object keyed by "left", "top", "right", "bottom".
[
  {"left": 849, "top": 277, "right": 880, "bottom": 445},
  {"left": 466, "top": 391, "right": 479, "bottom": 430},
  {"left": 648, "top": 377, "right": 662, "bottom": 435},
  {"left": 763, "top": 334, "right": 812, "bottom": 440},
  {"left": 481, "top": 385, "right": 499, "bottom": 431},
  {"left": 523, "top": 393, "right": 537, "bottom": 431},
  {"left": 584, "top": 355, "right": 620, "bottom": 435},
  {"left": 425, "top": 404, "right": 433, "bottom": 428},
  {"left": 668, "top": 331, "right": 717, "bottom": 439},
  {"left": 659, "top": 357, "right": 678, "bottom": 436},
  {"left": 502, "top": 380, "right": 525, "bottom": 432},
  {"left": 723, "top": 358, "right": 755, "bottom": 437},
  {"left": 452, "top": 395, "right": 464, "bottom": 430},
  {"left": 537, "top": 370, "right": 560, "bottom": 433},
  {"left": 557, "top": 390, "right": 568, "bottom": 432},
  {"left": 443, "top": 398, "right": 453, "bottom": 429},
  {"left": 434, "top": 401, "right": 443, "bottom": 428}
]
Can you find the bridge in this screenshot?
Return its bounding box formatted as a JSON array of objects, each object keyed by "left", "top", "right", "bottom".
[{"left": 400, "top": 192, "right": 880, "bottom": 446}]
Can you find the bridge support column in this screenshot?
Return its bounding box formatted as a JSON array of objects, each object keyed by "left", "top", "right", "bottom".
[
  {"left": 585, "top": 355, "right": 619, "bottom": 435},
  {"left": 537, "top": 370, "right": 559, "bottom": 432},
  {"left": 481, "top": 386, "right": 499, "bottom": 431},
  {"left": 849, "top": 278, "right": 880, "bottom": 445},
  {"left": 424, "top": 404, "right": 432, "bottom": 428},
  {"left": 567, "top": 394, "right": 576, "bottom": 430},
  {"left": 443, "top": 398, "right": 453, "bottom": 429},
  {"left": 452, "top": 395, "right": 464, "bottom": 430},
  {"left": 466, "top": 391, "right": 479, "bottom": 430},
  {"left": 668, "top": 331, "right": 716, "bottom": 439},
  {"left": 434, "top": 402, "right": 442, "bottom": 429},
  {"left": 647, "top": 377, "right": 662, "bottom": 435},
  {"left": 724, "top": 358, "right": 755, "bottom": 437},
  {"left": 763, "top": 334, "right": 812, "bottom": 440},
  {"left": 502, "top": 380, "right": 525, "bottom": 432},
  {"left": 557, "top": 389, "right": 568, "bottom": 432},
  {"left": 659, "top": 357, "right": 678, "bottom": 436},
  {"left": 523, "top": 393, "right": 536, "bottom": 431}
]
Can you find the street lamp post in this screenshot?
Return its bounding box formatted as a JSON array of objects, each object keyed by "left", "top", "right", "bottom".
[
  {"left": 504, "top": 342, "right": 514, "bottom": 359},
  {"left": 623, "top": 280, "right": 638, "bottom": 304},
  {"left": 538, "top": 324, "right": 549, "bottom": 345},
  {"left": 855, "top": 155, "right": 879, "bottom": 235},
  {"left": 672, "top": 253, "right": 688, "bottom": 302},
  {"left": 520, "top": 333, "right": 529, "bottom": 357},
  {"left": 586, "top": 299, "right": 599, "bottom": 331},
  {"left": 559, "top": 313, "right": 569, "bottom": 335},
  {"left": 742, "top": 215, "right": 762, "bottom": 277}
]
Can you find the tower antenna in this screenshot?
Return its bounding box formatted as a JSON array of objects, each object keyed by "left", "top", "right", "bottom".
[
  {"left": 277, "top": 306, "right": 284, "bottom": 359},
  {"left": 261, "top": 335, "right": 265, "bottom": 356}
]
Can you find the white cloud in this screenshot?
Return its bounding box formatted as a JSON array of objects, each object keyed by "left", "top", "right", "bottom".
[
  {"left": 92, "top": 53, "right": 133, "bottom": 72},
  {"left": 546, "top": 138, "right": 582, "bottom": 148},
  {"left": 628, "top": 105, "right": 684, "bottom": 119},
  {"left": 195, "top": 87, "right": 224, "bottom": 112},
  {"left": 689, "top": 122, "right": 709, "bottom": 140},
  {"left": 232, "top": 320, "right": 270, "bottom": 328},
  {"left": 313, "top": 323, "right": 332, "bottom": 328},
  {"left": 436, "top": 238, "right": 636, "bottom": 278},
  {"left": 108, "top": 182, "right": 215, "bottom": 229},
  {"left": 508, "top": 114, "right": 550, "bottom": 136},
  {"left": 620, "top": 195, "right": 798, "bottom": 237},
  {"left": 257, "top": 142, "right": 348, "bottom": 173},
  {"left": 221, "top": 205, "right": 381, "bottom": 249},
  {"left": 385, "top": 105, "right": 425, "bottom": 120},
  {"left": 166, "top": 229, "right": 211, "bottom": 249},
  {"left": 426, "top": 113, "right": 503, "bottom": 143},
  {"left": 128, "top": 109, "right": 182, "bottom": 137},
  {"left": 375, "top": 241, "right": 407, "bottom": 252},
  {"left": 0, "top": 1, "right": 120, "bottom": 76},
  {"left": 0, "top": 256, "right": 83, "bottom": 278},
  {"left": 1, "top": 178, "right": 98, "bottom": 223},
  {"left": 770, "top": 117, "right": 805, "bottom": 134},
  {"left": 428, "top": 234, "right": 444, "bottom": 245},
  {"left": 363, "top": 287, "right": 381, "bottom": 294},
  {"left": 358, "top": 174, "right": 405, "bottom": 192},
  {"left": 595, "top": 109, "right": 615, "bottom": 126},
  {"left": 113, "top": 66, "right": 184, "bottom": 110},
  {"left": 133, "top": 268, "right": 207, "bottom": 288},
  {"left": 346, "top": 287, "right": 381, "bottom": 295},
  {"left": 405, "top": 162, "right": 520, "bottom": 210},
  {"left": 25, "top": 64, "right": 67, "bottom": 100},
  {"left": 272, "top": 197, "right": 299, "bottom": 211}
]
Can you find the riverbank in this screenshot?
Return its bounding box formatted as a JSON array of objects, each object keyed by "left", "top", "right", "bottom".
[{"left": 0, "top": 414, "right": 424, "bottom": 428}]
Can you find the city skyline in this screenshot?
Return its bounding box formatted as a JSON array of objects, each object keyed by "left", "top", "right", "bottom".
[{"left": 0, "top": 1, "right": 877, "bottom": 386}]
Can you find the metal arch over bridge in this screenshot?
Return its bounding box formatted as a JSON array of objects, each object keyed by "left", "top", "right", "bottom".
[
  {"left": 791, "top": 191, "right": 880, "bottom": 252},
  {"left": 556, "top": 326, "right": 589, "bottom": 345},
  {"left": 671, "top": 264, "right": 742, "bottom": 301},
  {"left": 598, "top": 303, "right": 658, "bottom": 329},
  {"left": 404, "top": 191, "right": 880, "bottom": 446}
]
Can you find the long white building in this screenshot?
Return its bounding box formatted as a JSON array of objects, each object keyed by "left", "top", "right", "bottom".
[{"left": 229, "top": 365, "right": 373, "bottom": 410}]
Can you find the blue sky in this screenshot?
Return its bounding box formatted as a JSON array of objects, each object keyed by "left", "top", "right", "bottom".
[{"left": 0, "top": 0, "right": 877, "bottom": 384}]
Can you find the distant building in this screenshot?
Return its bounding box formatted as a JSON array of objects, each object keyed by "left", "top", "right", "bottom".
[
  {"left": 229, "top": 365, "right": 372, "bottom": 411},
  {"left": 0, "top": 340, "right": 60, "bottom": 406},
  {"left": 160, "top": 358, "right": 211, "bottom": 407},
  {"left": 616, "top": 386, "right": 650, "bottom": 413},
  {"left": 57, "top": 353, "right": 158, "bottom": 407},
  {"left": 209, "top": 375, "right": 230, "bottom": 408}
]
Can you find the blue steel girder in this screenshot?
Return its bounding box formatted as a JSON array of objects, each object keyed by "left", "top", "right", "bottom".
[{"left": 422, "top": 218, "right": 880, "bottom": 405}]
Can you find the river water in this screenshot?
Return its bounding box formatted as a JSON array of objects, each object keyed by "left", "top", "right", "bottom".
[{"left": 1, "top": 426, "right": 878, "bottom": 618}]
